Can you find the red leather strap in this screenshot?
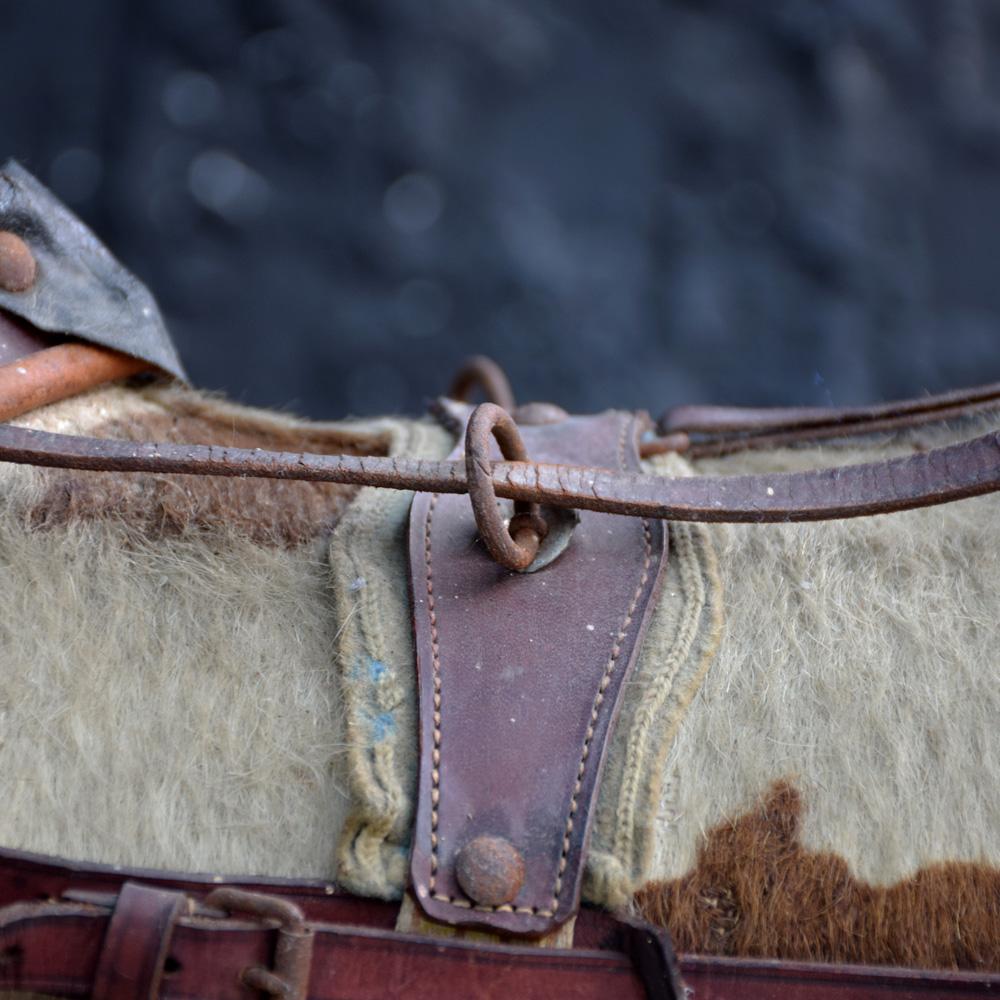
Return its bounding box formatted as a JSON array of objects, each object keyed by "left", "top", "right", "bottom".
[
  {"left": 0, "top": 890, "right": 675, "bottom": 999},
  {"left": 0, "top": 849, "right": 992, "bottom": 998},
  {"left": 0, "top": 888, "right": 994, "bottom": 999},
  {"left": 679, "top": 955, "right": 1000, "bottom": 998},
  {"left": 92, "top": 882, "right": 187, "bottom": 1000}
]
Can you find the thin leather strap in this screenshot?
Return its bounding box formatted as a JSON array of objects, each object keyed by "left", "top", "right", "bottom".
[
  {"left": 661, "top": 381, "right": 1000, "bottom": 456},
  {"left": 1, "top": 416, "right": 999, "bottom": 524},
  {"left": 92, "top": 882, "right": 188, "bottom": 1000},
  {"left": 663, "top": 379, "right": 1000, "bottom": 433},
  {"left": 678, "top": 398, "right": 1000, "bottom": 458}
]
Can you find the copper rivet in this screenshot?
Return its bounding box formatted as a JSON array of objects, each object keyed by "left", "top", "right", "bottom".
[
  {"left": 0, "top": 232, "right": 37, "bottom": 293},
  {"left": 455, "top": 835, "right": 525, "bottom": 907}
]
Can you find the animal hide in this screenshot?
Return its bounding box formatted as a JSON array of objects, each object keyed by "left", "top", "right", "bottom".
[
  {"left": 635, "top": 417, "right": 1000, "bottom": 971},
  {"left": 0, "top": 380, "right": 396, "bottom": 878},
  {"left": 0, "top": 381, "right": 996, "bottom": 973}
]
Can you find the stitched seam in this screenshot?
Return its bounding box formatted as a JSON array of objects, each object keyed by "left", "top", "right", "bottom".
[
  {"left": 425, "top": 493, "right": 442, "bottom": 893},
  {"left": 423, "top": 414, "right": 654, "bottom": 920},
  {"left": 610, "top": 521, "right": 704, "bottom": 867},
  {"left": 550, "top": 414, "right": 653, "bottom": 911},
  {"left": 423, "top": 490, "right": 555, "bottom": 916}
]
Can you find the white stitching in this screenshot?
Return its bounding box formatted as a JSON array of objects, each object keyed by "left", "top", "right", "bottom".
[
  {"left": 549, "top": 414, "right": 653, "bottom": 910},
  {"left": 423, "top": 413, "right": 656, "bottom": 919}
]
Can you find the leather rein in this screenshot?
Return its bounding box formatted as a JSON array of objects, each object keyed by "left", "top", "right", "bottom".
[{"left": 0, "top": 405, "right": 997, "bottom": 526}]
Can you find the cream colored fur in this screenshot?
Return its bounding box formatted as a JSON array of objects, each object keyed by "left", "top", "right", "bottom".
[
  {"left": 649, "top": 416, "right": 1000, "bottom": 886},
  {"left": 0, "top": 383, "right": 392, "bottom": 879}
]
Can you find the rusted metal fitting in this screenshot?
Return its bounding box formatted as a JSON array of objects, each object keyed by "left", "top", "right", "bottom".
[
  {"left": 455, "top": 835, "right": 526, "bottom": 907},
  {"left": 0, "top": 232, "right": 37, "bottom": 292},
  {"left": 508, "top": 510, "right": 547, "bottom": 552},
  {"left": 465, "top": 402, "right": 550, "bottom": 572},
  {"left": 448, "top": 355, "right": 516, "bottom": 412},
  {"left": 204, "top": 888, "right": 313, "bottom": 1000}
]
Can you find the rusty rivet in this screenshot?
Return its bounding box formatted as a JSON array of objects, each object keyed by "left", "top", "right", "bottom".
[
  {"left": 455, "top": 835, "right": 525, "bottom": 907},
  {"left": 0, "top": 232, "right": 36, "bottom": 293}
]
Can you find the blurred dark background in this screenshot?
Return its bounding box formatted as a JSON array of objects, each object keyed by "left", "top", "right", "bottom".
[{"left": 3, "top": 0, "right": 999, "bottom": 419}]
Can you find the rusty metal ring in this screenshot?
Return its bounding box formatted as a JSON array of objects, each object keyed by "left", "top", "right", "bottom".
[
  {"left": 448, "top": 356, "right": 516, "bottom": 412},
  {"left": 465, "top": 403, "right": 547, "bottom": 571}
]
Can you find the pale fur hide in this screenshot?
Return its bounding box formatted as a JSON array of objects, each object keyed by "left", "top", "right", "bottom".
[
  {"left": 0, "top": 382, "right": 398, "bottom": 879},
  {"left": 0, "top": 385, "right": 996, "bottom": 974},
  {"left": 650, "top": 418, "right": 1000, "bottom": 887}
]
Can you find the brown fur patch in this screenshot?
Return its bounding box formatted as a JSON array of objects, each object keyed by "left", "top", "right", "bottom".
[
  {"left": 26, "top": 409, "right": 389, "bottom": 547},
  {"left": 634, "top": 781, "right": 1000, "bottom": 971}
]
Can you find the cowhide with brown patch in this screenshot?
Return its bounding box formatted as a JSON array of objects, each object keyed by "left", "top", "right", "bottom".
[
  {"left": 26, "top": 404, "right": 388, "bottom": 547},
  {"left": 635, "top": 781, "right": 1000, "bottom": 972}
]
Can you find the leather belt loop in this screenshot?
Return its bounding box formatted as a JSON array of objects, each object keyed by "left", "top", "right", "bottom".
[
  {"left": 92, "top": 881, "right": 188, "bottom": 1000},
  {"left": 617, "top": 915, "right": 686, "bottom": 1000}
]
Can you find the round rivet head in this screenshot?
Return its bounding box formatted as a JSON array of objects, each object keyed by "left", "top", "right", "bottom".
[
  {"left": 0, "top": 232, "right": 37, "bottom": 292},
  {"left": 455, "top": 835, "right": 525, "bottom": 907}
]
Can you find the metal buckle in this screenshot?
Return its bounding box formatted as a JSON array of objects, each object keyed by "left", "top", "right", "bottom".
[{"left": 204, "top": 888, "right": 314, "bottom": 1000}]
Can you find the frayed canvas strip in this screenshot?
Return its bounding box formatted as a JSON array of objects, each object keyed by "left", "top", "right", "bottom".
[{"left": 330, "top": 419, "right": 454, "bottom": 899}]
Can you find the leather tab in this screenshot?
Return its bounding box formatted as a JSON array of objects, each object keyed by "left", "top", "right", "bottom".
[
  {"left": 408, "top": 409, "right": 668, "bottom": 935},
  {"left": 92, "top": 882, "right": 187, "bottom": 1000}
]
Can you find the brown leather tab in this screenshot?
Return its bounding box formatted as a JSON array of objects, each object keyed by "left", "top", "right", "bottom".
[
  {"left": 408, "top": 409, "right": 668, "bottom": 935},
  {"left": 92, "top": 882, "right": 187, "bottom": 1000}
]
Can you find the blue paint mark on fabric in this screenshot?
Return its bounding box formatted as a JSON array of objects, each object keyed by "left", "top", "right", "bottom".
[{"left": 372, "top": 711, "right": 396, "bottom": 741}]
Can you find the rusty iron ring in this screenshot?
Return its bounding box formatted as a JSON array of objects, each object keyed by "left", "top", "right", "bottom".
[
  {"left": 465, "top": 403, "right": 548, "bottom": 571},
  {"left": 448, "top": 356, "right": 516, "bottom": 412}
]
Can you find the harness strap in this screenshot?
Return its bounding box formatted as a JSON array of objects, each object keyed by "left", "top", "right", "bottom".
[
  {"left": 1, "top": 408, "right": 1000, "bottom": 524},
  {"left": 92, "top": 883, "right": 188, "bottom": 1000},
  {"left": 0, "top": 878, "right": 679, "bottom": 1000},
  {"left": 0, "top": 879, "right": 994, "bottom": 998},
  {"left": 660, "top": 379, "right": 1000, "bottom": 456}
]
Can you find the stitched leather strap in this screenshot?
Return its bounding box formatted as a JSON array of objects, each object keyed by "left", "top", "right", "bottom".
[
  {"left": 92, "top": 882, "right": 187, "bottom": 1000},
  {"left": 408, "top": 409, "right": 668, "bottom": 936},
  {"left": 2, "top": 411, "right": 1000, "bottom": 524}
]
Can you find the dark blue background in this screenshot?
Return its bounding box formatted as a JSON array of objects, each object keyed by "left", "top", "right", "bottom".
[{"left": 4, "top": 0, "right": 999, "bottom": 420}]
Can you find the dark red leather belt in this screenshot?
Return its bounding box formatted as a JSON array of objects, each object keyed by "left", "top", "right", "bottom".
[
  {"left": 0, "top": 847, "right": 677, "bottom": 999},
  {"left": 0, "top": 848, "right": 994, "bottom": 998}
]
